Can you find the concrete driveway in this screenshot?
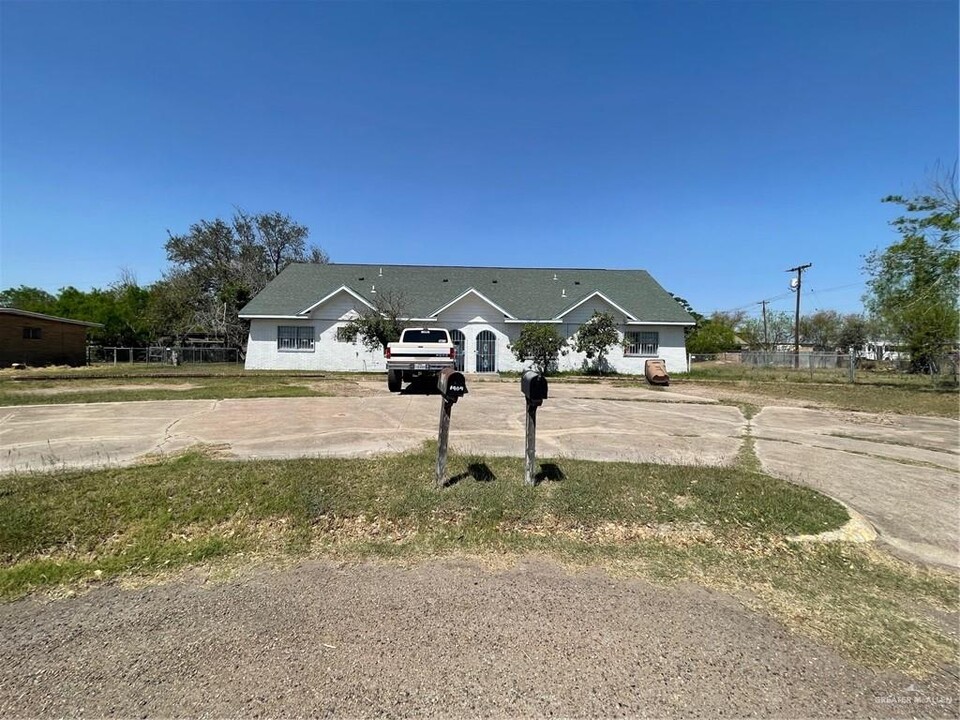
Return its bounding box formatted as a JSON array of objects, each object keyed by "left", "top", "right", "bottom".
[
  {"left": 0, "top": 381, "right": 743, "bottom": 471},
  {"left": 753, "top": 407, "right": 960, "bottom": 568},
  {"left": 1, "top": 380, "right": 957, "bottom": 567}
]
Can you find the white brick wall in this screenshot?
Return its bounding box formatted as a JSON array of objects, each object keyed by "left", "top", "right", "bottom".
[
  {"left": 560, "top": 323, "right": 689, "bottom": 375},
  {"left": 244, "top": 290, "right": 690, "bottom": 374},
  {"left": 244, "top": 291, "right": 388, "bottom": 372}
]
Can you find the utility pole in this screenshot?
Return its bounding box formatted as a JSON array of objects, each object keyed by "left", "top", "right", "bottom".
[
  {"left": 786, "top": 264, "right": 812, "bottom": 369},
  {"left": 760, "top": 300, "right": 769, "bottom": 351}
]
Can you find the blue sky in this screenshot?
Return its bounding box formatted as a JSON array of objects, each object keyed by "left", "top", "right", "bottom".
[{"left": 2, "top": 1, "right": 957, "bottom": 319}]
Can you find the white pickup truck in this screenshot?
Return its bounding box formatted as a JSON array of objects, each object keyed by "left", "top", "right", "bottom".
[{"left": 385, "top": 327, "right": 456, "bottom": 392}]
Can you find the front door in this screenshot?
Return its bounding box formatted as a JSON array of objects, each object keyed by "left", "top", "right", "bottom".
[{"left": 475, "top": 330, "right": 496, "bottom": 373}]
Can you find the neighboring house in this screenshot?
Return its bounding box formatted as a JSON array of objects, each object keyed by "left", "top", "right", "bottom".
[
  {"left": 859, "top": 341, "right": 906, "bottom": 362},
  {"left": 239, "top": 264, "right": 695, "bottom": 374},
  {"left": 0, "top": 308, "right": 103, "bottom": 367}
]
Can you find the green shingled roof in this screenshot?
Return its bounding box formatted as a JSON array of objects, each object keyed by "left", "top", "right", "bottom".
[{"left": 239, "top": 264, "right": 694, "bottom": 324}]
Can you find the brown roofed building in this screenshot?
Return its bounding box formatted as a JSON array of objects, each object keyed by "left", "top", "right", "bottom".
[{"left": 0, "top": 308, "right": 103, "bottom": 367}]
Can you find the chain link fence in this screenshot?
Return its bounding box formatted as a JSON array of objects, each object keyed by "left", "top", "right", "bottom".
[
  {"left": 740, "top": 351, "right": 846, "bottom": 369},
  {"left": 88, "top": 346, "right": 240, "bottom": 365},
  {"left": 688, "top": 349, "right": 958, "bottom": 384}
]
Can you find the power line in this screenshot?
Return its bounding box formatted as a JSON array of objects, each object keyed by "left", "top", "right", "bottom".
[
  {"left": 715, "top": 291, "right": 793, "bottom": 315},
  {"left": 807, "top": 281, "right": 865, "bottom": 294},
  {"left": 715, "top": 280, "right": 865, "bottom": 316}
]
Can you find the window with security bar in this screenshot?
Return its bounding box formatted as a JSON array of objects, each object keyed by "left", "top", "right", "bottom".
[
  {"left": 623, "top": 331, "right": 659, "bottom": 356},
  {"left": 277, "top": 325, "right": 315, "bottom": 351}
]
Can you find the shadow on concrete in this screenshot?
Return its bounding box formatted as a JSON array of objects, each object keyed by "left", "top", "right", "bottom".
[
  {"left": 399, "top": 379, "right": 441, "bottom": 396},
  {"left": 535, "top": 463, "right": 566, "bottom": 485},
  {"left": 443, "top": 462, "right": 497, "bottom": 488}
]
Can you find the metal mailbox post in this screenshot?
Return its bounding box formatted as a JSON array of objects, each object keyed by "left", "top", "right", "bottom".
[
  {"left": 435, "top": 368, "right": 468, "bottom": 487},
  {"left": 520, "top": 370, "right": 548, "bottom": 485}
]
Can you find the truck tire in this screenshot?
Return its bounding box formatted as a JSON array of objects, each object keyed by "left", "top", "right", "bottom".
[{"left": 387, "top": 369, "right": 402, "bottom": 393}]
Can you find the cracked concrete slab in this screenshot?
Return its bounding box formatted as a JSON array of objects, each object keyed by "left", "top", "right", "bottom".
[
  {"left": 753, "top": 406, "right": 960, "bottom": 568},
  {"left": 0, "top": 401, "right": 220, "bottom": 472},
  {"left": 0, "top": 390, "right": 745, "bottom": 474},
  {"left": 0, "top": 385, "right": 744, "bottom": 471}
]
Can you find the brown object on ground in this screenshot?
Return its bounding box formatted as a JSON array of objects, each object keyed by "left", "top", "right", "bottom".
[
  {"left": 1, "top": 558, "right": 955, "bottom": 719},
  {"left": 645, "top": 358, "right": 670, "bottom": 386}
]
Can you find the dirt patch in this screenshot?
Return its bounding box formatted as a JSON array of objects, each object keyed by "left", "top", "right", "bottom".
[
  {"left": 9, "top": 383, "right": 199, "bottom": 395},
  {"left": 0, "top": 557, "right": 954, "bottom": 718},
  {"left": 498, "top": 516, "right": 716, "bottom": 546},
  {"left": 0, "top": 366, "right": 74, "bottom": 376},
  {"left": 297, "top": 379, "right": 380, "bottom": 396}
]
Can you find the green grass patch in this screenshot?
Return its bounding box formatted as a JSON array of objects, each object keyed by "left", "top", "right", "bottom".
[
  {"left": 0, "top": 374, "right": 360, "bottom": 406},
  {"left": 686, "top": 363, "right": 957, "bottom": 387},
  {"left": 0, "top": 446, "right": 955, "bottom": 675},
  {"left": 673, "top": 366, "right": 959, "bottom": 418},
  {"left": 727, "top": 381, "right": 959, "bottom": 418},
  {"left": 0, "top": 447, "right": 847, "bottom": 588}
]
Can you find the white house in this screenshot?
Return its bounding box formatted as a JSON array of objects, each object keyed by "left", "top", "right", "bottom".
[{"left": 239, "top": 264, "right": 695, "bottom": 374}]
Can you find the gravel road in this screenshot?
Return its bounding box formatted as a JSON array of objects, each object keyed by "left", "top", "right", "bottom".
[{"left": 2, "top": 558, "right": 956, "bottom": 719}]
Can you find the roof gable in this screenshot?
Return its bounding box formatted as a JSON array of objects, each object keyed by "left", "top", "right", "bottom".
[
  {"left": 239, "top": 264, "right": 695, "bottom": 325},
  {"left": 555, "top": 290, "right": 637, "bottom": 322},
  {"left": 428, "top": 288, "right": 516, "bottom": 320},
  {"left": 298, "top": 285, "right": 375, "bottom": 316}
]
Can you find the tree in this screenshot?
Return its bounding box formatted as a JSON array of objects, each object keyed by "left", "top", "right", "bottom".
[
  {"left": 108, "top": 279, "right": 153, "bottom": 346},
  {"left": 0, "top": 286, "right": 57, "bottom": 313},
  {"left": 799, "top": 310, "right": 842, "bottom": 351},
  {"left": 163, "top": 211, "right": 325, "bottom": 348},
  {"left": 865, "top": 164, "right": 959, "bottom": 372},
  {"left": 146, "top": 273, "right": 202, "bottom": 343},
  {"left": 686, "top": 315, "right": 739, "bottom": 354},
  {"left": 714, "top": 309, "right": 747, "bottom": 328},
  {"left": 670, "top": 294, "right": 703, "bottom": 324},
  {"left": 837, "top": 314, "right": 870, "bottom": 356},
  {"left": 573, "top": 311, "right": 619, "bottom": 374},
  {"left": 338, "top": 290, "right": 407, "bottom": 352},
  {"left": 46, "top": 278, "right": 153, "bottom": 347},
  {"left": 1, "top": 281, "right": 152, "bottom": 346},
  {"left": 510, "top": 324, "right": 568, "bottom": 374},
  {"left": 233, "top": 210, "right": 324, "bottom": 279},
  {"left": 737, "top": 311, "right": 794, "bottom": 350}
]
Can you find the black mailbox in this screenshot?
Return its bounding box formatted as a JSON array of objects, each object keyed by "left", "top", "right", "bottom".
[
  {"left": 521, "top": 370, "right": 548, "bottom": 404},
  {"left": 438, "top": 368, "right": 468, "bottom": 402}
]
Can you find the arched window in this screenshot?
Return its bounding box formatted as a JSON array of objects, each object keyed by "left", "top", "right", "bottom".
[{"left": 475, "top": 330, "right": 497, "bottom": 373}]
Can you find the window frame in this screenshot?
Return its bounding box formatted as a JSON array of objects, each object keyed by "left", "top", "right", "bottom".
[
  {"left": 623, "top": 330, "right": 659, "bottom": 357},
  {"left": 277, "top": 325, "right": 315, "bottom": 352},
  {"left": 22, "top": 327, "right": 42, "bottom": 340}
]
